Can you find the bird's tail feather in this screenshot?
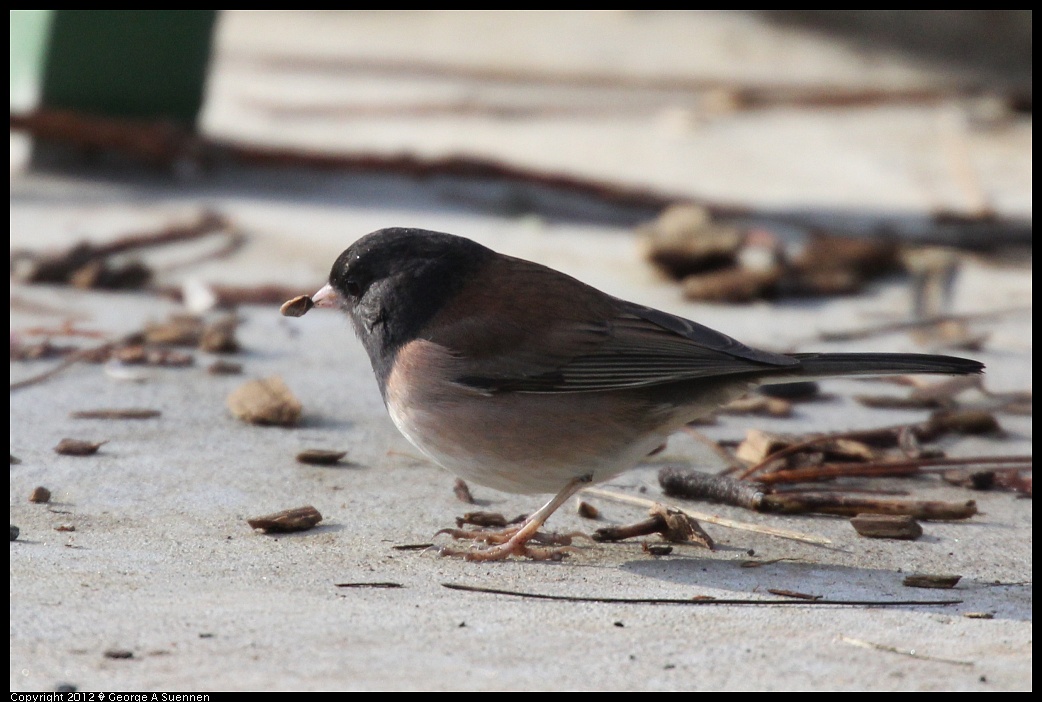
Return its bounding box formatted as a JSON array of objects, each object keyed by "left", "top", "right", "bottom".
[{"left": 786, "top": 352, "right": 983, "bottom": 379}]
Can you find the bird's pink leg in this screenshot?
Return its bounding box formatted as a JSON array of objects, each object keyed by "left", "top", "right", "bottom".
[{"left": 439, "top": 475, "right": 591, "bottom": 561}]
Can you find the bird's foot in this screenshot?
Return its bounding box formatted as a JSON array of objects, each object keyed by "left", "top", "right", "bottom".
[
  {"left": 438, "top": 537, "right": 576, "bottom": 562},
  {"left": 436, "top": 523, "right": 577, "bottom": 560}
]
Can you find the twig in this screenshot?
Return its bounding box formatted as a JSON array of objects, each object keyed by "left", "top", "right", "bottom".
[
  {"left": 761, "top": 493, "right": 977, "bottom": 520},
  {"left": 10, "top": 109, "right": 1034, "bottom": 248},
  {"left": 838, "top": 635, "right": 974, "bottom": 666},
  {"left": 11, "top": 210, "right": 238, "bottom": 286},
  {"left": 581, "top": 487, "right": 831, "bottom": 546},
  {"left": 756, "top": 455, "right": 1031, "bottom": 485},
  {"left": 10, "top": 339, "right": 122, "bottom": 392},
  {"left": 442, "top": 582, "right": 960, "bottom": 607},
  {"left": 658, "top": 468, "right": 979, "bottom": 520},
  {"left": 732, "top": 420, "right": 1018, "bottom": 481}
]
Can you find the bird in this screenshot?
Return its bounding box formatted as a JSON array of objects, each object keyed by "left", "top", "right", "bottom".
[{"left": 294, "top": 227, "right": 984, "bottom": 561}]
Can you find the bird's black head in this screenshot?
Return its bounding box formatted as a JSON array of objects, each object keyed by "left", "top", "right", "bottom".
[{"left": 328, "top": 227, "right": 494, "bottom": 387}]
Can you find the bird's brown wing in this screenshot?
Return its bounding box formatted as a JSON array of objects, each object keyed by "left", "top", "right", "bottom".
[{"left": 421, "top": 256, "right": 796, "bottom": 394}]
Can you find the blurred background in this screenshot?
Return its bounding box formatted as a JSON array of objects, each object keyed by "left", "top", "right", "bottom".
[{"left": 9, "top": 10, "right": 1033, "bottom": 304}]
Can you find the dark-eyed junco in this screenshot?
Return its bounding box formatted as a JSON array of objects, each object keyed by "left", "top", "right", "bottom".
[{"left": 294, "top": 227, "right": 983, "bottom": 561}]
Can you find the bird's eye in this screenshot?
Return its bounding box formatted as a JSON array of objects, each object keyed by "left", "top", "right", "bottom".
[{"left": 345, "top": 279, "right": 362, "bottom": 297}]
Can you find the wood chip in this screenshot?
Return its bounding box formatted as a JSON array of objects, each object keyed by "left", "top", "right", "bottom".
[
  {"left": 855, "top": 395, "right": 943, "bottom": 410},
  {"left": 280, "top": 295, "right": 314, "bottom": 317},
  {"left": 903, "top": 573, "right": 962, "bottom": 589},
  {"left": 144, "top": 315, "right": 204, "bottom": 346},
  {"left": 207, "top": 359, "right": 243, "bottom": 375},
  {"left": 576, "top": 500, "right": 601, "bottom": 519},
  {"left": 926, "top": 409, "right": 1002, "bottom": 436},
  {"left": 54, "top": 438, "right": 106, "bottom": 456},
  {"left": 70, "top": 408, "right": 161, "bottom": 420},
  {"left": 199, "top": 316, "right": 240, "bottom": 353},
  {"left": 455, "top": 511, "right": 508, "bottom": 528},
  {"left": 941, "top": 469, "right": 997, "bottom": 490},
  {"left": 682, "top": 267, "right": 780, "bottom": 303},
  {"left": 650, "top": 504, "right": 715, "bottom": 549},
  {"left": 111, "top": 344, "right": 194, "bottom": 367},
  {"left": 639, "top": 204, "right": 745, "bottom": 279},
  {"left": 735, "top": 429, "right": 792, "bottom": 464},
  {"left": 767, "top": 588, "right": 822, "bottom": 601},
  {"left": 227, "top": 376, "right": 302, "bottom": 426},
  {"left": 295, "top": 449, "right": 347, "bottom": 466},
  {"left": 453, "top": 478, "right": 475, "bottom": 504},
  {"left": 103, "top": 649, "right": 134, "bottom": 660},
  {"left": 29, "top": 486, "right": 51, "bottom": 503},
  {"left": 642, "top": 543, "right": 673, "bottom": 556},
  {"left": 247, "top": 505, "right": 323, "bottom": 533},
  {"left": 850, "top": 513, "right": 923, "bottom": 540}
]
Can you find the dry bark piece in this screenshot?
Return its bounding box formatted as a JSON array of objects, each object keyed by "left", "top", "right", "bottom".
[
  {"left": 247, "top": 505, "right": 323, "bottom": 533},
  {"left": 942, "top": 469, "right": 997, "bottom": 490},
  {"left": 639, "top": 204, "right": 745, "bottom": 279},
  {"left": 924, "top": 409, "right": 1002, "bottom": 437},
  {"left": 110, "top": 344, "right": 194, "bottom": 367},
  {"left": 227, "top": 376, "right": 302, "bottom": 426},
  {"left": 642, "top": 543, "right": 673, "bottom": 556},
  {"left": 295, "top": 449, "right": 347, "bottom": 466},
  {"left": 54, "top": 438, "right": 106, "bottom": 456},
  {"left": 850, "top": 513, "right": 923, "bottom": 540},
  {"left": 682, "top": 267, "right": 779, "bottom": 303},
  {"left": 593, "top": 504, "right": 714, "bottom": 549},
  {"left": 576, "top": 500, "right": 601, "bottom": 519},
  {"left": 650, "top": 504, "right": 715, "bottom": 549},
  {"left": 69, "top": 259, "right": 152, "bottom": 290},
  {"left": 767, "top": 588, "right": 822, "bottom": 600},
  {"left": 793, "top": 232, "right": 901, "bottom": 280},
  {"left": 29, "top": 486, "right": 51, "bottom": 504},
  {"left": 55, "top": 524, "right": 75, "bottom": 532},
  {"left": 144, "top": 315, "right": 205, "bottom": 346},
  {"left": 281, "top": 295, "right": 314, "bottom": 318},
  {"left": 903, "top": 573, "right": 962, "bottom": 589},
  {"left": 10, "top": 338, "right": 78, "bottom": 361},
  {"left": 453, "top": 478, "right": 475, "bottom": 504},
  {"left": 855, "top": 395, "right": 944, "bottom": 410},
  {"left": 455, "top": 511, "right": 508, "bottom": 528},
  {"left": 70, "top": 408, "right": 161, "bottom": 420},
  {"left": 103, "top": 649, "right": 134, "bottom": 660},
  {"left": 208, "top": 359, "right": 243, "bottom": 375},
  {"left": 734, "top": 429, "right": 793, "bottom": 465},
  {"left": 199, "top": 316, "right": 240, "bottom": 353}
]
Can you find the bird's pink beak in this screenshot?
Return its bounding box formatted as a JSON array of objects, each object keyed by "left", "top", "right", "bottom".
[{"left": 311, "top": 283, "right": 342, "bottom": 308}]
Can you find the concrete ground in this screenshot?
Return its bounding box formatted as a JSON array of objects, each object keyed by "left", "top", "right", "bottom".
[{"left": 10, "top": 11, "right": 1031, "bottom": 691}]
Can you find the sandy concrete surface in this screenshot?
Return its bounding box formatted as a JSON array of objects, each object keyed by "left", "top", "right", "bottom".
[{"left": 10, "top": 11, "right": 1031, "bottom": 691}]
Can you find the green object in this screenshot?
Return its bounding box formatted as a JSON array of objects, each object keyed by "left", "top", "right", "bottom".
[
  {"left": 39, "top": 10, "right": 217, "bottom": 127},
  {"left": 10, "top": 10, "right": 55, "bottom": 111}
]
